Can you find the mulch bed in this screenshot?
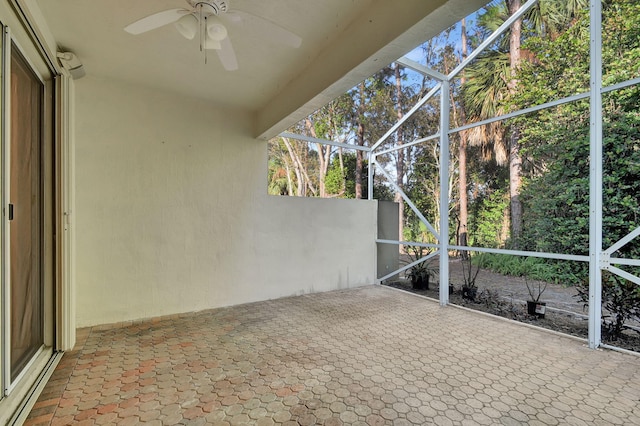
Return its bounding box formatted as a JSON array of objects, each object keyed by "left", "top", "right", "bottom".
[{"left": 384, "top": 272, "right": 640, "bottom": 353}]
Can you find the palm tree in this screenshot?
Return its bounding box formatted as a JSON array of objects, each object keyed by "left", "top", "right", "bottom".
[{"left": 462, "top": 0, "right": 588, "bottom": 248}]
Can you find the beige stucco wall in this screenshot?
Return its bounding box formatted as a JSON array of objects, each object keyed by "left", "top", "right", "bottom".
[{"left": 73, "top": 76, "right": 377, "bottom": 327}]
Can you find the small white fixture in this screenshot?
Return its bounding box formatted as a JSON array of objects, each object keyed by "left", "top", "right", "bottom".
[{"left": 56, "top": 52, "right": 85, "bottom": 79}]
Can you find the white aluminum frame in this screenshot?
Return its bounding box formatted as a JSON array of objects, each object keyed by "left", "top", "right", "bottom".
[
  {"left": 1, "top": 23, "right": 10, "bottom": 398},
  {"left": 1, "top": 24, "right": 58, "bottom": 397},
  {"left": 281, "top": 0, "right": 639, "bottom": 349},
  {"left": 588, "top": 0, "right": 604, "bottom": 348}
]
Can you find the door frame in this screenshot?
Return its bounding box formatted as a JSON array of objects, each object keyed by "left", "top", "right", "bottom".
[
  {"left": 0, "top": 0, "right": 71, "bottom": 419},
  {"left": 1, "top": 24, "right": 54, "bottom": 396}
]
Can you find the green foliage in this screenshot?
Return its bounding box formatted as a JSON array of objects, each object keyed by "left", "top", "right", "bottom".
[
  {"left": 324, "top": 152, "right": 394, "bottom": 200},
  {"left": 267, "top": 0, "right": 640, "bottom": 337},
  {"left": 403, "top": 221, "right": 436, "bottom": 245},
  {"left": 474, "top": 253, "right": 585, "bottom": 286},
  {"left": 601, "top": 274, "right": 640, "bottom": 339},
  {"left": 267, "top": 139, "right": 295, "bottom": 196},
  {"left": 324, "top": 155, "right": 350, "bottom": 197},
  {"left": 514, "top": 0, "right": 640, "bottom": 263},
  {"left": 468, "top": 188, "right": 509, "bottom": 248},
  {"left": 404, "top": 147, "right": 441, "bottom": 233},
  {"left": 576, "top": 272, "right": 640, "bottom": 340}
]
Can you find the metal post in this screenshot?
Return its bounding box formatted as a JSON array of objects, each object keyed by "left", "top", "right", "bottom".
[
  {"left": 1, "top": 25, "right": 10, "bottom": 397},
  {"left": 439, "top": 81, "right": 450, "bottom": 305},
  {"left": 368, "top": 152, "right": 374, "bottom": 200},
  {"left": 588, "top": 0, "right": 603, "bottom": 349}
]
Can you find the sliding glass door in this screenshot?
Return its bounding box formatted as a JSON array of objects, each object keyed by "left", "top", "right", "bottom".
[
  {"left": 9, "top": 42, "right": 45, "bottom": 382},
  {"left": 0, "top": 10, "right": 64, "bottom": 422}
]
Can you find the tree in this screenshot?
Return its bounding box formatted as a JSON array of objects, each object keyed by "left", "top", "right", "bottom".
[
  {"left": 512, "top": 0, "right": 640, "bottom": 336},
  {"left": 507, "top": 0, "right": 523, "bottom": 247},
  {"left": 394, "top": 63, "right": 406, "bottom": 243},
  {"left": 268, "top": 139, "right": 295, "bottom": 196},
  {"left": 355, "top": 81, "right": 366, "bottom": 199},
  {"left": 463, "top": 0, "right": 589, "bottom": 248},
  {"left": 515, "top": 0, "right": 640, "bottom": 258},
  {"left": 458, "top": 18, "right": 470, "bottom": 253}
]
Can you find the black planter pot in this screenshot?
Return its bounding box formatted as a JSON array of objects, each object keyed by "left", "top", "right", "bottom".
[
  {"left": 412, "top": 275, "right": 429, "bottom": 290},
  {"left": 461, "top": 286, "right": 477, "bottom": 300},
  {"left": 527, "top": 300, "right": 546, "bottom": 318}
]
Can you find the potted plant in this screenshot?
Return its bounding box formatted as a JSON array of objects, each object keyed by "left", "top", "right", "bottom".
[
  {"left": 461, "top": 252, "right": 480, "bottom": 300},
  {"left": 525, "top": 271, "right": 548, "bottom": 318},
  {"left": 408, "top": 261, "right": 437, "bottom": 290},
  {"left": 403, "top": 245, "right": 438, "bottom": 291}
]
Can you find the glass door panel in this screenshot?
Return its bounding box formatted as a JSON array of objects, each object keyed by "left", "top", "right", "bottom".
[{"left": 9, "top": 43, "right": 44, "bottom": 381}]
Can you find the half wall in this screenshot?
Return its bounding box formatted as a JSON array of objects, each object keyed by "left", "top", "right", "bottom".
[{"left": 73, "top": 76, "right": 376, "bottom": 327}]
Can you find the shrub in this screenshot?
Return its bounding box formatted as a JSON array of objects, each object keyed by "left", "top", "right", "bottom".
[
  {"left": 576, "top": 272, "right": 640, "bottom": 340},
  {"left": 474, "top": 253, "right": 585, "bottom": 286}
]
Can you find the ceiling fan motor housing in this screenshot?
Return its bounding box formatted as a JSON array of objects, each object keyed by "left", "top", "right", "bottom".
[{"left": 189, "top": 0, "right": 228, "bottom": 15}]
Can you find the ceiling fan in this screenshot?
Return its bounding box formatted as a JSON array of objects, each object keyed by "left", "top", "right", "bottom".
[{"left": 124, "top": 0, "right": 302, "bottom": 71}]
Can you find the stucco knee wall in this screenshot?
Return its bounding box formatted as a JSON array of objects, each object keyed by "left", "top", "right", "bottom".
[{"left": 73, "top": 76, "right": 376, "bottom": 327}]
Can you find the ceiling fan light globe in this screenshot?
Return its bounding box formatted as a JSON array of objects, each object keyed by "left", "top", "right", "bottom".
[
  {"left": 174, "top": 14, "right": 198, "bottom": 39},
  {"left": 206, "top": 18, "right": 228, "bottom": 41}
]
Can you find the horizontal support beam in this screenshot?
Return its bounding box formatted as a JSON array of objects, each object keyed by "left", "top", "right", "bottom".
[
  {"left": 601, "top": 76, "right": 640, "bottom": 94},
  {"left": 378, "top": 250, "right": 440, "bottom": 282},
  {"left": 609, "top": 258, "right": 640, "bottom": 267},
  {"left": 450, "top": 77, "right": 639, "bottom": 137},
  {"left": 450, "top": 91, "right": 590, "bottom": 135},
  {"left": 376, "top": 239, "right": 439, "bottom": 249},
  {"left": 447, "top": 245, "right": 590, "bottom": 262},
  {"left": 375, "top": 133, "right": 440, "bottom": 157},
  {"left": 279, "top": 132, "right": 371, "bottom": 152}
]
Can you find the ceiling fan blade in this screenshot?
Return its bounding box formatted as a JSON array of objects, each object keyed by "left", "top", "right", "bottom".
[
  {"left": 216, "top": 38, "right": 238, "bottom": 71},
  {"left": 226, "top": 10, "right": 302, "bottom": 48},
  {"left": 124, "top": 9, "right": 189, "bottom": 35}
]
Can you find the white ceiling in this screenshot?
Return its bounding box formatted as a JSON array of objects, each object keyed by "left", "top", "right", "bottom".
[
  {"left": 35, "top": 0, "right": 368, "bottom": 108},
  {"left": 32, "top": 0, "right": 487, "bottom": 138}
]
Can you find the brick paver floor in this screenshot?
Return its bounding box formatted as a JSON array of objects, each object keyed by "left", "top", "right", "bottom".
[{"left": 25, "top": 285, "right": 640, "bottom": 425}]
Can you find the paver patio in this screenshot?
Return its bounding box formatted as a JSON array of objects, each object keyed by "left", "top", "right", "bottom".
[{"left": 24, "top": 285, "right": 640, "bottom": 425}]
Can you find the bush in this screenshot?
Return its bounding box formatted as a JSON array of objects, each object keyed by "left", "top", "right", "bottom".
[
  {"left": 474, "top": 253, "right": 585, "bottom": 286},
  {"left": 576, "top": 272, "right": 640, "bottom": 340}
]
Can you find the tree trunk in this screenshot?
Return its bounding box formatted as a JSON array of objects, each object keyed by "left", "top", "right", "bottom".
[
  {"left": 355, "top": 82, "right": 366, "bottom": 199},
  {"left": 305, "top": 118, "right": 330, "bottom": 198},
  {"left": 282, "top": 137, "right": 317, "bottom": 197},
  {"left": 500, "top": 204, "right": 510, "bottom": 245},
  {"left": 338, "top": 147, "right": 346, "bottom": 195},
  {"left": 508, "top": 0, "right": 523, "bottom": 247},
  {"left": 282, "top": 137, "right": 304, "bottom": 196},
  {"left": 509, "top": 127, "right": 523, "bottom": 243},
  {"left": 394, "top": 63, "right": 405, "bottom": 243},
  {"left": 458, "top": 18, "right": 469, "bottom": 256},
  {"left": 284, "top": 160, "right": 294, "bottom": 196},
  {"left": 355, "top": 125, "right": 364, "bottom": 199}
]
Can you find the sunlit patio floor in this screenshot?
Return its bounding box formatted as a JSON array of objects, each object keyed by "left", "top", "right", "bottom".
[{"left": 25, "top": 285, "right": 640, "bottom": 425}]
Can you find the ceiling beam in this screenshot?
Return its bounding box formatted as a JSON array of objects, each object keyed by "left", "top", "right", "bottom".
[{"left": 255, "top": 0, "right": 487, "bottom": 140}]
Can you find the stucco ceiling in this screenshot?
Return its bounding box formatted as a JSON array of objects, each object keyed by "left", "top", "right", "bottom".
[{"left": 32, "top": 0, "right": 487, "bottom": 138}]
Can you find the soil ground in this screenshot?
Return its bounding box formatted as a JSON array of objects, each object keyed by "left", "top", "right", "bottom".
[{"left": 383, "top": 257, "right": 640, "bottom": 353}]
